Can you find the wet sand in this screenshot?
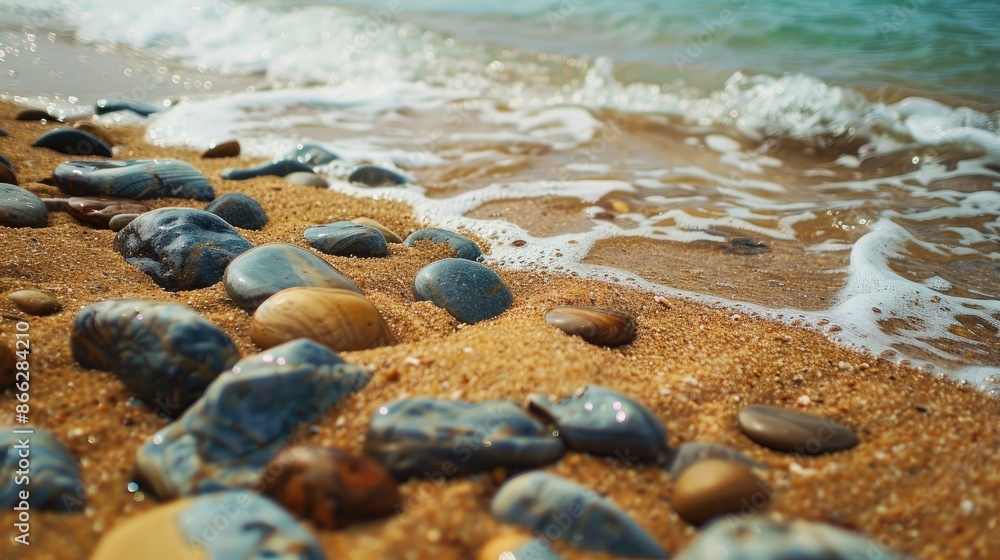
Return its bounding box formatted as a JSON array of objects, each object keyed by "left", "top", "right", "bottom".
[{"left": 0, "top": 102, "right": 998, "bottom": 559}]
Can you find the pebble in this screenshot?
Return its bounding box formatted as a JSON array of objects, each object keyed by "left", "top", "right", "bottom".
[
  {"left": 544, "top": 306, "right": 636, "bottom": 347},
  {"left": 66, "top": 196, "right": 149, "bottom": 228},
  {"left": 0, "top": 427, "right": 84, "bottom": 511},
  {"left": 352, "top": 217, "right": 403, "bottom": 242},
  {"left": 363, "top": 398, "right": 564, "bottom": 480},
  {"left": 0, "top": 158, "right": 16, "bottom": 185},
  {"left": 7, "top": 289, "right": 61, "bottom": 316},
  {"left": 348, "top": 164, "right": 408, "bottom": 186},
  {"left": 284, "top": 171, "right": 329, "bottom": 188},
  {"left": 72, "top": 122, "right": 115, "bottom": 146},
  {"left": 201, "top": 140, "right": 240, "bottom": 158},
  {"left": 737, "top": 405, "right": 859, "bottom": 454},
  {"left": 90, "top": 491, "right": 325, "bottom": 560},
  {"left": 261, "top": 446, "right": 399, "bottom": 529},
  {"left": 490, "top": 472, "right": 667, "bottom": 559},
  {"left": 114, "top": 208, "right": 254, "bottom": 291},
  {"left": 16, "top": 109, "right": 58, "bottom": 121},
  {"left": 71, "top": 299, "right": 240, "bottom": 416},
  {"left": 0, "top": 126, "right": 5, "bottom": 136},
  {"left": 53, "top": 159, "right": 215, "bottom": 200},
  {"left": 404, "top": 228, "right": 483, "bottom": 260},
  {"left": 526, "top": 386, "right": 667, "bottom": 460},
  {"left": 0, "top": 154, "right": 13, "bottom": 171},
  {"left": 251, "top": 287, "right": 395, "bottom": 351},
  {"left": 0, "top": 183, "right": 48, "bottom": 228},
  {"left": 671, "top": 459, "right": 769, "bottom": 525},
  {"left": 221, "top": 159, "right": 312, "bottom": 180},
  {"left": 0, "top": 343, "right": 14, "bottom": 389},
  {"left": 108, "top": 213, "right": 140, "bottom": 232},
  {"left": 223, "top": 243, "right": 362, "bottom": 313},
  {"left": 285, "top": 142, "right": 340, "bottom": 166},
  {"left": 674, "top": 516, "right": 908, "bottom": 560},
  {"left": 413, "top": 258, "right": 513, "bottom": 324},
  {"left": 134, "top": 339, "right": 370, "bottom": 499},
  {"left": 478, "top": 535, "right": 562, "bottom": 560},
  {"left": 305, "top": 221, "right": 389, "bottom": 257},
  {"left": 205, "top": 192, "right": 268, "bottom": 230},
  {"left": 95, "top": 99, "right": 160, "bottom": 116},
  {"left": 41, "top": 197, "right": 69, "bottom": 211},
  {"left": 665, "top": 442, "right": 767, "bottom": 478},
  {"left": 31, "top": 128, "right": 113, "bottom": 157}
]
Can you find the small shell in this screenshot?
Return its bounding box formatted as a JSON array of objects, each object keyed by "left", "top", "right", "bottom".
[
  {"left": 544, "top": 306, "right": 636, "bottom": 347},
  {"left": 251, "top": 287, "right": 395, "bottom": 351}
]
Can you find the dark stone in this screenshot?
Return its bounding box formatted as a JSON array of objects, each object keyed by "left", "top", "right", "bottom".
[
  {"left": 491, "top": 472, "right": 668, "bottom": 558},
  {"left": 0, "top": 427, "right": 84, "bottom": 511},
  {"left": 108, "top": 213, "right": 140, "bottom": 232},
  {"left": 0, "top": 183, "right": 47, "bottom": 228},
  {"left": 285, "top": 143, "right": 339, "bottom": 166},
  {"left": 305, "top": 221, "right": 388, "bottom": 258},
  {"left": 41, "top": 198, "right": 69, "bottom": 212},
  {"left": 413, "top": 258, "right": 513, "bottom": 324},
  {"left": 16, "top": 109, "right": 59, "bottom": 121},
  {"left": 114, "top": 208, "right": 253, "bottom": 291},
  {"left": 134, "top": 339, "right": 370, "bottom": 499},
  {"left": 737, "top": 405, "right": 859, "bottom": 455},
  {"left": 221, "top": 159, "right": 312, "bottom": 180},
  {"left": 71, "top": 299, "right": 240, "bottom": 416},
  {"left": 53, "top": 160, "right": 215, "bottom": 201},
  {"left": 0, "top": 157, "right": 16, "bottom": 185},
  {"left": 544, "top": 306, "right": 636, "bottom": 347},
  {"left": 31, "top": 128, "right": 112, "bottom": 157},
  {"left": 665, "top": 442, "right": 767, "bottom": 478},
  {"left": 205, "top": 192, "right": 268, "bottom": 230},
  {"left": 223, "top": 243, "right": 362, "bottom": 313},
  {"left": 404, "top": 228, "right": 483, "bottom": 260},
  {"left": 727, "top": 237, "right": 771, "bottom": 255},
  {"left": 363, "top": 398, "right": 564, "bottom": 481},
  {"left": 202, "top": 140, "right": 240, "bottom": 158},
  {"left": 67, "top": 196, "right": 149, "bottom": 228},
  {"left": 95, "top": 99, "right": 160, "bottom": 116},
  {"left": 526, "top": 386, "right": 667, "bottom": 460},
  {"left": 348, "top": 164, "right": 407, "bottom": 186}
]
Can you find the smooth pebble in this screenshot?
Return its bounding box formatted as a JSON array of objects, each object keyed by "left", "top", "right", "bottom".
[
  {"left": 544, "top": 306, "right": 636, "bottom": 347},
  {"left": 666, "top": 442, "right": 767, "bottom": 478},
  {"left": 53, "top": 159, "right": 214, "bottom": 200},
  {"left": 66, "top": 196, "right": 149, "bottom": 228},
  {"left": 95, "top": 99, "right": 160, "bottom": 116},
  {"left": 352, "top": 217, "right": 403, "bottom": 243},
  {"left": 413, "top": 258, "right": 513, "bottom": 324},
  {"left": 348, "top": 164, "right": 408, "bottom": 186},
  {"left": 202, "top": 140, "right": 240, "bottom": 158},
  {"left": 738, "top": 405, "right": 859, "bottom": 454},
  {"left": 671, "top": 459, "right": 770, "bottom": 525},
  {"left": 0, "top": 427, "right": 84, "bottom": 511},
  {"left": 108, "top": 213, "right": 140, "bottom": 232},
  {"left": 205, "top": 192, "right": 268, "bottom": 230},
  {"left": 0, "top": 183, "right": 47, "bottom": 228},
  {"left": 285, "top": 171, "right": 329, "bottom": 188},
  {"left": 404, "top": 228, "right": 482, "bottom": 260},
  {"left": 305, "top": 221, "right": 388, "bottom": 257},
  {"left": 31, "top": 128, "right": 112, "bottom": 157},
  {"left": 7, "top": 289, "right": 61, "bottom": 316},
  {"left": 221, "top": 159, "right": 312, "bottom": 180}
]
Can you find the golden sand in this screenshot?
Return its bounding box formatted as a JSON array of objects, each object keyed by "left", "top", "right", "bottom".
[{"left": 0, "top": 103, "right": 998, "bottom": 559}]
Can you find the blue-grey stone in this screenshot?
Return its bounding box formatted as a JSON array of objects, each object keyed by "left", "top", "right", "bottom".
[
  {"left": 205, "top": 193, "right": 268, "bottom": 230},
  {"left": 413, "top": 258, "right": 513, "bottom": 324},
  {"left": 0, "top": 183, "right": 47, "bottom": 228},
  {"left": 509, "top": 540, "right": 563, "bottom": 560},
  {"left": 71, "top": 299, "right": 240, "bottom": 416},
  {"left": 305, "top": 221, "right": 388, "bottom": 258},
  {"left": 221, "top": 159, "right": 313, "bottom": 180},
  {"left": 114, "top": 208, "right": 253, "bottom": 291},
  {"left": 348, "top": 164, "right": 408, "bottom": 186},
  {"left": 526, "top": 386, "right": 667, "bottom": 460},
  {"left": 0, "top": 427, "right": 84, "bottom": 512},
  {"left": 0, "top": 154, "right": 13, "bottom": 170},
  {"left": 404, "top": 228, "right": 483, "bottom": 261},
  {"left": 135, "top": 339, "right": 370, "bottom": 499},
  {"left": 53, "top": 160, "right": 215, "bottom": 201},
  {"left": 223, "top": 243, "right": 362, "bottom": 312},
  {"left": 285, "top": 142, "right": 339, "bottom": 166},
  {"left": 363, "top": 398, "right": 564, "bottom": 481},
  {"left": 491, "top": 472, "right": 668, "bottom": 559},
  {"left": 0, "top": 127, "right": 6, "bottom": 136},
  {"left": 674, "top": 516, "right": 909, "bottom": 560},
  {"left": 31, "top": 128, "right": 112, "bottom": 157},
  {"left": 95, "top": 99, "right": 160, "bottom": 116},
  {"left": 666, "top": 442, "right": 767, "bottom": 478}
]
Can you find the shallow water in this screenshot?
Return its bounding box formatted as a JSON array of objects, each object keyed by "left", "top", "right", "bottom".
[{"left": 1, "top": 0, "right": 998, "bottom": 389}]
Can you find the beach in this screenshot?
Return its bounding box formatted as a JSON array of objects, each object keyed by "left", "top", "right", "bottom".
[{"left": 1, "top": 103, "right": 999, "bottom": 559}]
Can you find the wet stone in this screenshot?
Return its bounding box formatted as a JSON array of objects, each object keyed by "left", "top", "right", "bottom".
[
  {"left": 674, "top": 516, "right": 908, "bottom": 560},
  {"left": 114, "top": 208, "right": 254, "bottom": 291},
  {"left": 223, "top": 243, "right": 362, "bottom": 313},
  {"left": 305, "top": 221, "right": 388, "bottom": 258},
  {"left": 404, "top": 228, "right": 483, "bottom": 260},
  {"left": 201, "top": 140, "right": 240, "bottom": 158},
  {"left": 1, "top": 427, "right": 84, "bottom": 511},
  {"left": 31, "top": 128, "right": 113, "bottom": 157},
  {"left": 0, "top": 344, "right": 14, "bottom": 390},
  {"left": 0, "top": 126, "right": 5, "bottom": 136},
  {"left": 0, "top": 158, "right": 16, "bottom": 185},
  {"left": 285, "top": 142, "right": 339, "bottom": 166},
  {"left": 7, "top": 289, "right": 61, "bottom": 316},
  {"left": 41, "top": 198, "right": 69, "bottom": 212},
  {"left": 478, "top": 535, "right": 562, "bottom": 560},
  {"left": 16, "top": 109, "right": 58, "bottom": 121},
  {"left": 737, "top": 405, "right": 859, "bottom": 455},
  {"left": 71, "top": 299, "right": 240, "bottom": 416},
  {"left": 95, "top": 99, "right": 160, "bottom": 116},
  {"left": 205, "top": 192, "right": 268, "bottom": 230},
  {"left": 352, "top": 217, "right": 403, "bottom": 243},
  {"left": 526, "top": 386, "right": 666, "bottom": 460},
  {"left": 491, "top": 471, "right": 668, "bottom": 559},
  {"left": 666, "top": 442, "right": 767, "bottom": 478},
  {"left": 0, "top": 183, "right": 48, "bottom": 228},
  {"left": 221, "top": 159, "right": 312, "bottom": 180},
  {"left": 348, "top": 164, "right": 408, "bottom": 186},
  {"left": 261, "top": 446, "right": 400, "bottom": 529},
  {"left": 672, "top": 459, "right": 770, "bottom": 525},
  {"left": 251, "top": 287, "right": 395, "bottom": 352},
  {"left": 0, "top": 155, "right": 11, "bottom": 171},
  {"left": 108, "top": 213, "right": 140, "bottom": 232},
  {"left": 53, "top": 159, "right": 215, "bottom": 200},
  {"left": 90, "top": 491, "right": 325, "bottom": 560},
  {"left": 544, "top": 306, "right": 636, "bottom": 347},
  {"left": 364, "top": 398, "right": 565, "bottom": 481},
  {"left": 413, "top": 258, "right": 513, "bottom": 324},
  {"left": 285, "top": 171, "right": 329, "bottom": 188},
  {"left": 67, "top": 196, "right": 149, "bottom": 228},
  {"left": 134, "top": 339, "right": 369, "bottom": 499},
  {"left": 72, "top": 122, "right": 115, "bottom": 146}
]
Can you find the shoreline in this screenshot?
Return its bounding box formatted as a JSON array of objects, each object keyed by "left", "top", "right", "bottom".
[{"left": 1, "top": 101, "right": 999, "bottom": 558}]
